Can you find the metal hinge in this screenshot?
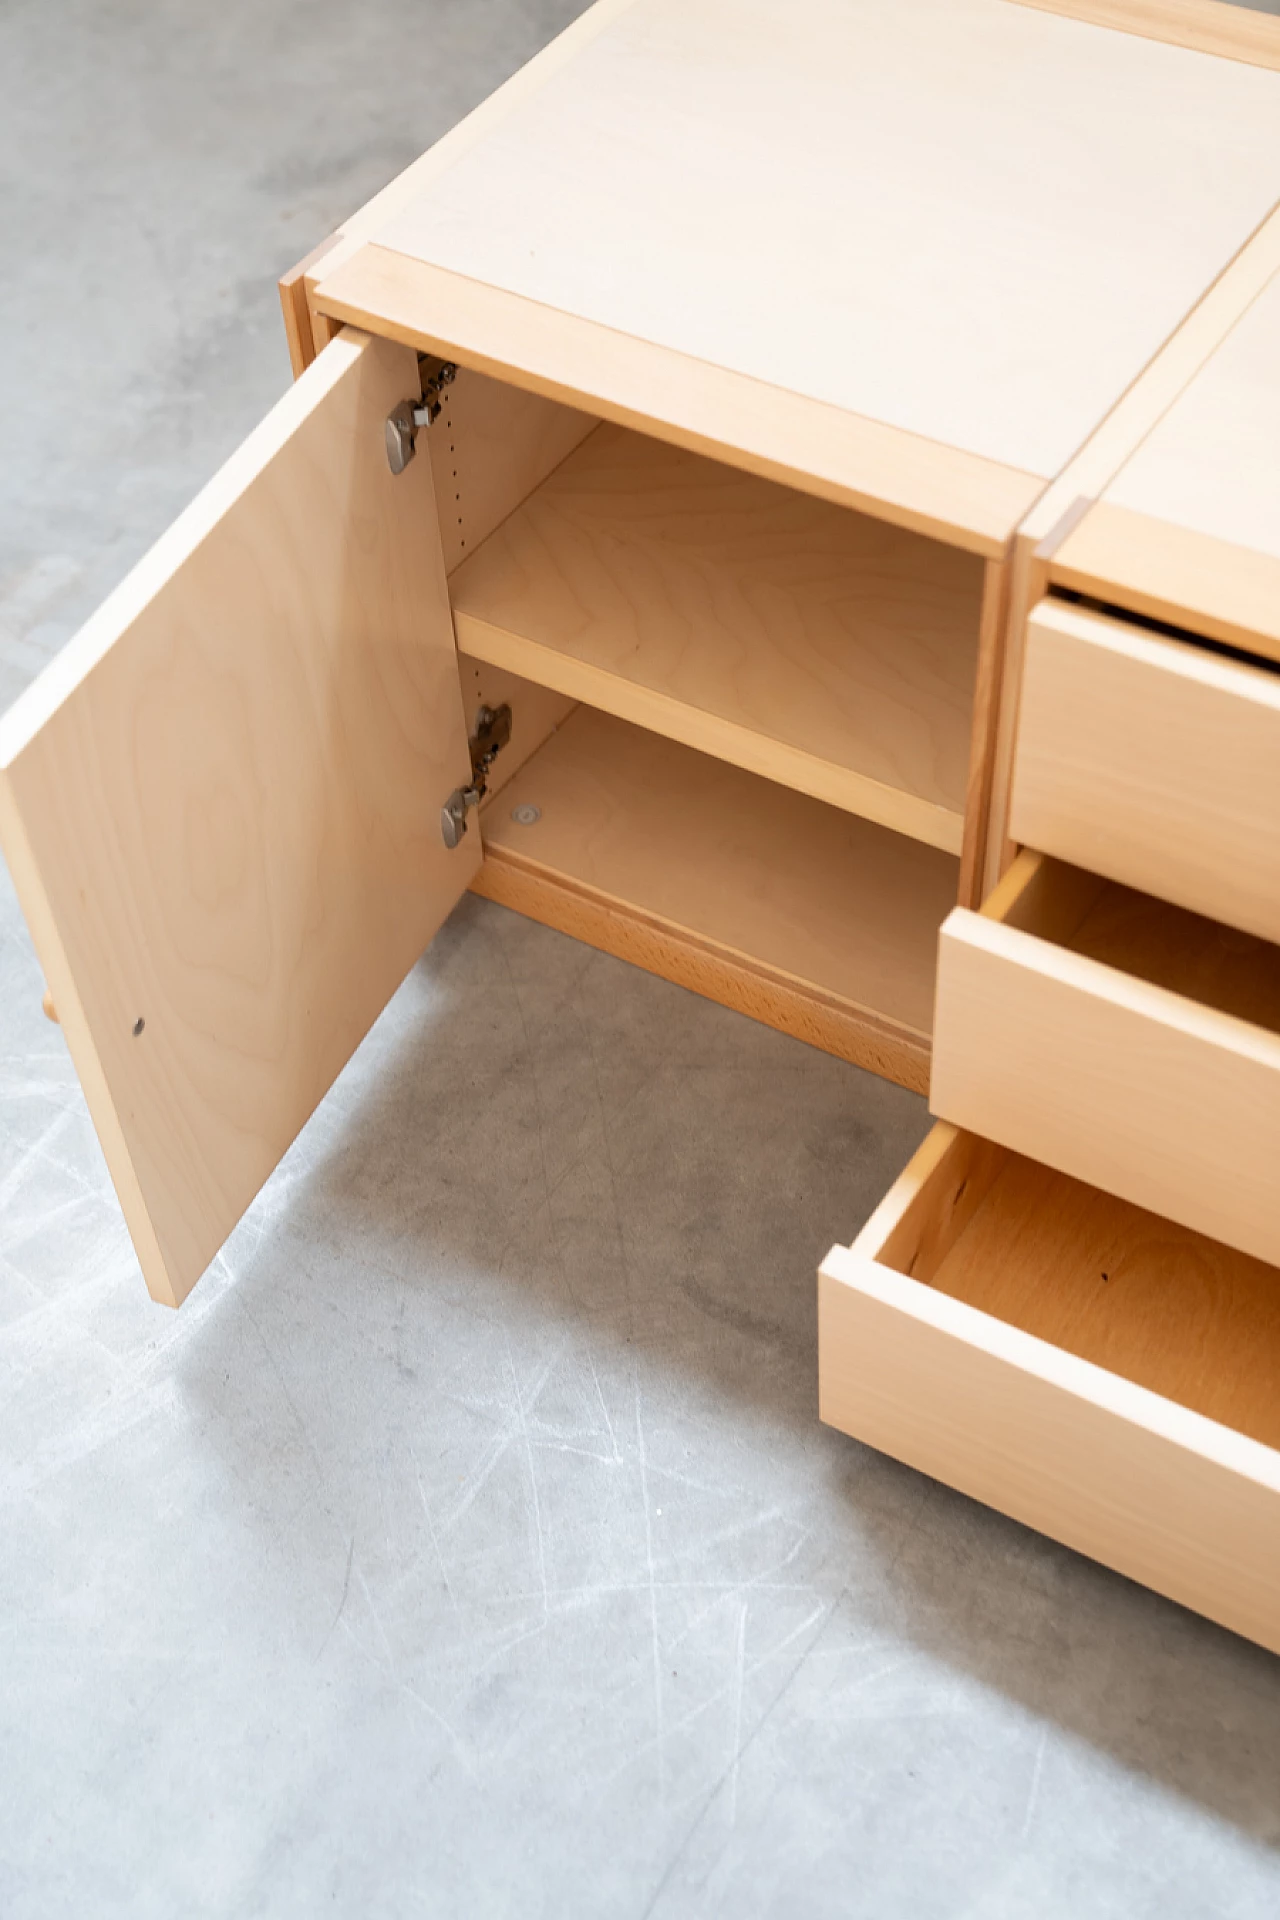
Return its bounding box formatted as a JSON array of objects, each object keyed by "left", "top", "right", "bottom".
[
  {"left": 440, "top": 703, "right": 512, "bottom": 848},
  {"left": 385, "top": 354, "right": 458, "bottom": 474}
]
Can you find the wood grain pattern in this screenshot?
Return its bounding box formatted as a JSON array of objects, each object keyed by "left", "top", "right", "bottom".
[
  {"left": 451, "top": 424, "right": 983, "bottom": 852},
  {"left": 982, "top": 204, "right": 1280, "bottom": 894},
  {"left": 931, "top": 854, "right": 1280, "bottom": 1267},
  {"left": 928, "top": 1154, "right": 1280, "bottom": 1449},
  {"left": 0, "top": 331, "right": 478, "bottom": 1306},
  {"left": 315, "top": 247, "right": 1041, "bottom": 556},
  {"left": 474, "top": 706, "right": 961, "bottom": 1087},
  {"left": 1008, "top": 0, "right": 1280, "bottom": 71},
  {"left": 371, "top": 0, "right": 1280, "bottom": 481},
  {"left": 819, "top": 1124, "right": 1280, "bottom": 1655},
  {"left": 1013, "top": 598, "right": 1280, "bottom": 940}
]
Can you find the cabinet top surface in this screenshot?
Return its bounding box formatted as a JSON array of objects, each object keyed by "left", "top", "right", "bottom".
[
  {"left": 367, "top": 0, "right": 1280, "bottom": 483},
  {"left": 1049, "top": 259, "right": 1280, "bottom": 661},
  {"left": 1098, "top": 264, "right": 1280, "bottom": 563}
]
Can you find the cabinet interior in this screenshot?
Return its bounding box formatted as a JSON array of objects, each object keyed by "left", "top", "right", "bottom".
[
  {"left": 474, "top": 702, "right": 957, "bottom": 1090},
  {"left": 427, "top": 365, "right": 988, "bottom": 1087},
  {"left": 449, "top": 418, "right": 983, "bottom": 854},
  {"left": 875, "top": 1130, "right": 1280, "bottom": 1451}
]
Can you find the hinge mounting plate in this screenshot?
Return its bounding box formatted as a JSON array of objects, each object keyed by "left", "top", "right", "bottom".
[
  {"left": 440, "top": 704, "right": 512, "bottom": 848},
  {"left": 385, "top": 354, "right": 458, "bottom": 474}
]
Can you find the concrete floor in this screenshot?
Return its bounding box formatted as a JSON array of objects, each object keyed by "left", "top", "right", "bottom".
[{"left": 3, "top": 3, "right": 1280, "bottom": 1914}]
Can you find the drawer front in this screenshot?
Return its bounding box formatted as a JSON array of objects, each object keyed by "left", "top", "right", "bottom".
[
  {"left": 819, "top": 1125, "right": 1280, "bottom": 1655},
  {"left": 930, "top": 858, "right": 1280, "bottom": 1268},
  {"left": 1012, "top": 597, "right": 1280, "bottom": 944}
]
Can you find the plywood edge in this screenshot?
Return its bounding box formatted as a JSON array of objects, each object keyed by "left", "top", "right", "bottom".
[
  {"left": 471, "top": 844, "right": 931, "bottom": 1093},
  {"left": 278, "top": 231, "right": 345, "bottom": 377},
  {"left": 956, "top": 557, "right": 1012, "bottom": 905},
  {"left": 1005, "top": 0, "right": 1280, "bottom": 70},
  {"left": 0, "top": 775, "right": 179, "bottom": 1307},
  {"left": 1051, "top": 500, "right": 1280, "bottom": 666},
  {"left": 453, "top": 611, "right": 965, "bottom": 855},
  {"left": 313, "top": 245, "right": 1042, "bottom": 556},
  {"left": 982, "top": 197, "right": 1280, "bottom": 892}
]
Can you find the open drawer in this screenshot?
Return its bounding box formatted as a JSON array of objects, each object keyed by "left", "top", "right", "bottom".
[
  {"left": 819, "top": 1123, "right": 1280, "bottom": 1654},
  {"left": 931, "top": 850, "right": 1280, "bottom": 1268},
  {"left": 1011, "top": 596, "right": 1280, "bottom": 944}
]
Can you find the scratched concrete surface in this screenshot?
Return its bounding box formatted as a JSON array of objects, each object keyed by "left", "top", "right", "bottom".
[{"left": 3, "top": 3, "right": 1280, "bottom": 1916}]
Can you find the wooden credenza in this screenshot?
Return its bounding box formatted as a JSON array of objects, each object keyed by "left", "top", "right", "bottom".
[{"left": 3, "top": 0, "right": 1280, "bottom": 1651}]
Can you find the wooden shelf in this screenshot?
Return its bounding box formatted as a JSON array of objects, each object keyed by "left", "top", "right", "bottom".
[
  {"left": 450, "top": 424, "right": 984, "bottom": 854},
  {"left": 473, "top": 705, "right": 960, "bottom": 1091}
]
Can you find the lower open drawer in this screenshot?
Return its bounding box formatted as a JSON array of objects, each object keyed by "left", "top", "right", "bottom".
[{"left": 819, "top": 1123, "right": 1280, "bottom": 1653}]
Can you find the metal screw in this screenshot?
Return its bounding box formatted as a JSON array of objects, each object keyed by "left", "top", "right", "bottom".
[{"left": 511, "top": 803, "right": 541, "bottom": 826}]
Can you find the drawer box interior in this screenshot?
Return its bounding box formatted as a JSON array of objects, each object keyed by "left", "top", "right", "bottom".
[
  {"left": 819, "top": 1123, "right": 1280, "bottom": 1651},
  {"left": 933, "top": 851, "right": 1280, "bottom": 1262}
]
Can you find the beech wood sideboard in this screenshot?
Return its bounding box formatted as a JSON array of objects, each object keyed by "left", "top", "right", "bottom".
[{"left": 3, "top": 0, "right": 1280, "bottom": 1653}]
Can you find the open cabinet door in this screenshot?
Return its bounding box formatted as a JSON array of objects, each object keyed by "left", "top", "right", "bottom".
[{"left": 0, "top": 330, "right": 479, "bottom": 1306}]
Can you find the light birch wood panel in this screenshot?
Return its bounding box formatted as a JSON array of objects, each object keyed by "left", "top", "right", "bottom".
[
  {"left": 1050, "top": 265, "right": 1280, "bottom": 656},
  {"left": 426, "top": 366, "right": 598, "bottom": 575},
  {"left": 299, "top": 0, "right": 642, "bottom": 362},
  {"left": 1009, "top": 0, "right": 1280, "bottom": 69},
  {"left": 474, "top": 706, "right": 961, "bottom": 1088},
  {"left": 819, "top": 1123, "right": 1280, "bottom": 1656},
  {"left": 451, "top": 424, "right": 983, "bottom": 853},
  {"left": 1092, "top": 253, "right": 1280, "bottom": 561},
  {"left": 370, "top": 0, "right": 1280, "bottom": 483},
  {"left": 316, "top": 248, "right": 1041, "bottom": 557},
  {"left": 980, "top": 205, "right": 1280, "bottom": 895},
  {"left": 1012, "top": 597, "right": 1280, "bottom": 940},
  {"left": 0, "top": 331, "right": 478, "bottom": 1307},
  {"left": 931, "top": 851, "right": 1280, "bottom": 1267}
]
